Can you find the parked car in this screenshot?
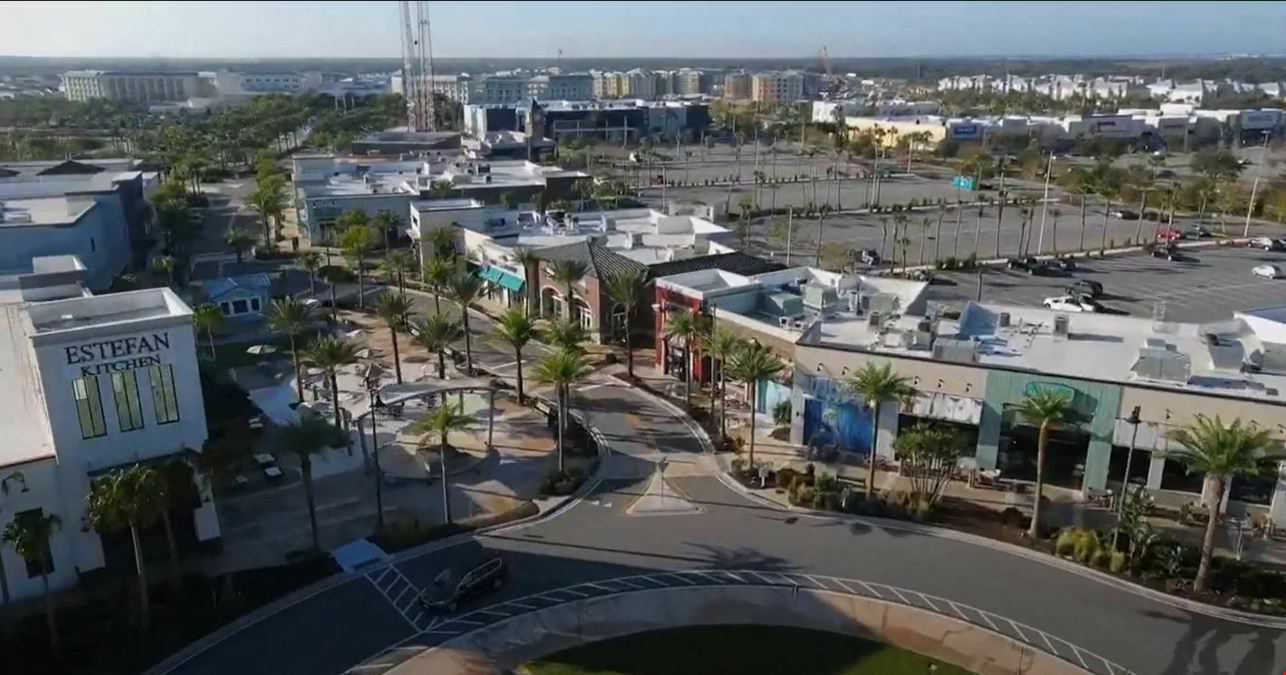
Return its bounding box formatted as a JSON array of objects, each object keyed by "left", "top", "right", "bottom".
[
  {"left": 1067, "top": 279, "right": 1103, "bottom": 298},
  {"left": 1043, "top": 295, "right": 1102, "bottom": 313},
  {"left": 1155, "top": 227, "right": 1184, "bottom": 242},
  {"left": 1155, "top": 170, "right": 1177, "bottom": 179},
  {"left": 1249, "top": 236, "right": 1286, "bottom": 251},
  {"left": 858, "top": 249, "right": 881, "bottom": 266},
  {"left": 1147, "top": 243, "right": 1191, "bottom": 262},
  {"left": 1005, "top": 256, "right": 1038, "bottom": 271},
  {"left": 1111, "top": 209, "right": 1140, "bottom": 220},
  {"left": 420, "top": 555, "right": 507, "bottom": 613},
  {"left": 1055, "top": 257, "right": 1078, "bottom": 271},
  {"left": 1185, "top": 225, "right": 1215, "bottom": 239},
  {"left": 1252, "top": 264, "right": 1283, "bottom": 279}
]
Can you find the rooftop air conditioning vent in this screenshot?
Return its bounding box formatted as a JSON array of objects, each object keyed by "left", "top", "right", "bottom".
[
  {"left": 998, "top": 312, "right": 1011, "bottom": 328},
  {"left": 1054, "top": 314, "right": 1070, "bottom": 338}
]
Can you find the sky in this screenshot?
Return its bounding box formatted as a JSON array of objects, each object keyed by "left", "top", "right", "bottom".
[{"left": 1, "top": 1, "right": 1285, "bottom": 60}]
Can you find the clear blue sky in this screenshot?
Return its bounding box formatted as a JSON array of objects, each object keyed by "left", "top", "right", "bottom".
[{"left": 2, "top": 1, "right": 1284, "bottom": 59}]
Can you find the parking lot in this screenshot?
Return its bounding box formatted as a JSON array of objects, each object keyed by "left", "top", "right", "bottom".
[{"left": 925, "top": 244, "right": 1286, "bottom": 323}]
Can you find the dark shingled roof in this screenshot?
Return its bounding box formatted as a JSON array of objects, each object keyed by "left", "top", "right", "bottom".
[
  {"left": 535, "top": 240, "right": 648, "bottom": 280},
  {"left": 645, "top": 251, "right": 787, "bottom": 280}
]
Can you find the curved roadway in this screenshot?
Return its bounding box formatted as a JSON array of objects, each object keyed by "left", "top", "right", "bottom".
[{"left": 156, "top": 377, "right": 1283, "bottom": 675}]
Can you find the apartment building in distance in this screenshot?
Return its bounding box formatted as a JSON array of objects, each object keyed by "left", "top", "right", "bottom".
[
  {"left": 62, "top": 70, "right": 203, "bottom": 103},
  {"left": 723, "top": 71, "right": 752, "bottom": 100}
]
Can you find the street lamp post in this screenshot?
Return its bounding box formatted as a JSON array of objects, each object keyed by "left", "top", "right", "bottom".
[
  {"left": 365, "top": 376, "right": 386, "bottom": 534},
  {"left": 1244, "top": 131, "right": 1271, "bottom": 238},
  {"left": 1112, "top": 406, "right": 1142, "bottom": 550}
]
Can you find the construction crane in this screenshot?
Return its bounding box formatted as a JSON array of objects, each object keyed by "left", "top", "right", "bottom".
[
  {"left": 399, "top": 0, "right": 435, "bottom": 132},
  {"left": 819, "top": 45, "right": 832, "bottom": 77}
]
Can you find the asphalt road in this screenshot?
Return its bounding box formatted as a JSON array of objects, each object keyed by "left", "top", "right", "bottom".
[
  {"left": 155, "top": 298, "right": 1286, "bottom": 675},
  {"left": 926, "top": 245, "right": 1286, "bottom": 323}
]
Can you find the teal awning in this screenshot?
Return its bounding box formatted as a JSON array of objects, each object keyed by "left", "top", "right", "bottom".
[{"left": 479, "top": 265, "right": 524, "bottom": 293}]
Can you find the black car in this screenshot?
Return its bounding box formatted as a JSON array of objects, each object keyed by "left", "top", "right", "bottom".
[
  {"left": 1006, "top": 256, "right": 1038, "bottom": 271},
  {"left": 1067, "top": 279, "right": 1103, "bottom": 298},
  {"left": 859, "top": 249, "right": 881, "bottom": 265},
  {"left": 420, "top": 555, "right": 507, "bottom": 613},
  {"left": 1055, "top": 257, "right": 1078, "bottom": 271}
]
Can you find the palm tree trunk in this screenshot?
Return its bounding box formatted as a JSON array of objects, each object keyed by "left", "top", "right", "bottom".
[
  {"left": 718, "top": 362, "right": 727, "bottom": 441},
  {"left": 747, "top": 386, "right": 758, "bottom": 468},
  {"left": 1194, "top": 475, "right": 1225, "bottom": 593},
  {"left": 433, "top": 292, "right": 441, "bottom": 316},
  {"left": 160, "top": 509, "right": 182, "bottom": 595},
  {"left": 953, "top": 204, "right": 963, "bottom": 258},
  {"left": 440, "top": 431, "right": 453, "bottom": 524},
  {"left": 1100, "top": 198, "right": 1111, "bottom": 249},
  {"left": 461, "top": 312, "right": 474, "bottom": 375},
  {"left": 302, "top": 457, "right": 320, "bottom": 551},
  {"left": 934, "top": 210, "right": 944, "bottom": 263},
  {"left": 866, "top": 402, "right": 880, "bottom": 500},
  {"left": 437, "top": 351, "right": 446, "bottom": 379},
  {"left": 40, "top": 568, "right": 58, "bottom": 653},
  {"left": 994, "top": 198, "right": 1005, "bottom": 259},
  {"left": 290, "top": 334, "right": 303, "bottom": 403},
  {"left": 330, "top": 372, "right": 342, "bottom": 429},
  {"left": 389, "top": 328, "right": 402, "bottom": 384},
  {"left": 624, "top": 308, "right": 634, "bottom": 379},
  {"left": 129, "top": 524, "right": 150, "bottom": 634},
  {"left": 514, "top": 347, "right": 525, "bottom": 403},
  {"left": 1028, "top": 422, "right": 1049, "bottom": 538},
  {"left": 556, "top": 386, "right": 567, "bottom": 473},
  {"left": 684, "top": 337, "right": 693, "bottom": 410},
  {"left": 356, "top": 255, "right": 366, "bottom": 309},
  {"left": 207, "top": 328, "right": 216, "bottom": 360},
  {"left": 1051, "top": 216, "right": 1059, "bottom": 255}
]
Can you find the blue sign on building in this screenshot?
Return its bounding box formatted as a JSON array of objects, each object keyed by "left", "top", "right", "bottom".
[{"left": 951, "top": 176, "right": 975, "bottom": 190}]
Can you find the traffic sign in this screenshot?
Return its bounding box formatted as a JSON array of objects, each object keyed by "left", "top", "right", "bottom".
[{"left": 951, "top": 176, "right": 975, "bottom": 190}]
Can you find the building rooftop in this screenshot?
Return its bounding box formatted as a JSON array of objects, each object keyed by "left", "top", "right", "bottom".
[
  {"left": 646, "top": 251, "right": 787, "bottom": 279},
  {"left": 535, "top": 240, "right": 647, "bottom": 280},
  {"left": 0, "top": 303, "right": 54, "bottom": 468},
  {"left": 0, "top": 196, "right": 95, "bottom": 227},
  {"left": 26, "top": 287, "right": 191, "bottom": 337}
]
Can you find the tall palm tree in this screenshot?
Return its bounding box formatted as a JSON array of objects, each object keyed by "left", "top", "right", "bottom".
[
  {"left": 192, "top": 303, "right": 222, "bottom": 359},
  {"left": 225, "top": 228, "right": 257, "bottom": 264},
  {"left": 373, "top": 291, "right": 413, "bottom": 384},
  {"left": 423, "top": 257, "right": 455, "bottom": 317},
  {"left": 548, "top": 259, "right": 590, "bottom": 319},
  {"left": 249, "top": 181, "right": 287, "bottom": 245},
  {"left": 664, "top": 308, "right": 703, "bottom": 410},
  {"left": 845, "top": 362, "right": 915, "bottom": 499},
  {"left": 410, "top": 315, "right": 463, "bottom": 379},
  {"left": 534, "top": 348, "right": 592, "bottom": 473},
  {"left": 447, "top": 272, "right": 485, "bottom": 375},
  {"left": 1168, "top": 415, "right": 1276, "bottom": 592},
  {"left": 424, "top": 225, "right": 456, "bottom": 260},
  {"left": 338, "top": 216, "right": 373, "bottom": 309},
  {"left": 496, "top": 307, "right": 536, "bottom": 403},
  {"left": 727, "top": 342, "right": 784, "bottom": 469},
  {"left": 421, "top": 402, "right": 476, "bottom": 525},
  {"left": 601, "top": 268, "right": 648, "bottom": 379},
  {"left": 277, "top": 415, "right": 343, "bottom": 552},
  {"left": 86, "top": 464, "right": 166, "bottom": 634},
  {"left": 513, "top": 248, "right": 543, "bottom": 314},
  {"left": 704, "top": 328, "right": 744, "bottom": 441},
  {"left": 265, "top": 297, "right": 314, "bottom": 402},
  {"left": 1013, "top": 390, "right": 1073, "bottom": 538},
  {"left": 300, "top": 251, "right": 322, "bottom": 296},
  {"left": 302, "top": 335, "right": 360, "bottom": 430},
  {"left": 372, "top": 209, "right": 399, "bottom": 254},
  {"left": 544, "top": 315, "right": 589, "bottom": 354},
  {"left": 381, "top": 249, "right": 414, "bottom": 293},
  {"left": 2, "top": 512, "right": 61, "bottom": 652},
  {"left": 933, "top": 201, "right": 946, "bottom": 264}
]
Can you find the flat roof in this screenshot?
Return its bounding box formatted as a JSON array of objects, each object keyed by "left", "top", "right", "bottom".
[
  {"left": 0, "top": 197, "right": 92, "bottom": 227},
  {"left": 0, "top": 304, "right": 54, "bottom": 467},
  {"left": 27, "top": 287, "right": 191, "bottom": 337}
]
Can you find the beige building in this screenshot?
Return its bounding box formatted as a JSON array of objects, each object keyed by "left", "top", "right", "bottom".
[
  {"left": 751, "top": 71, "right": 805, "bottom": 104},
  {"left": 723, "top": 72, "right": 752, "bottom": 101},
  {"left": 62, "top": 70, "right": 201, "bottom": 103}
]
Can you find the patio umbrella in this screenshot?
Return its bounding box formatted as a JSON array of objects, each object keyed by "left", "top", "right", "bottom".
[{"left": 245, "top": 344, "right": 278, "bottom": 355}]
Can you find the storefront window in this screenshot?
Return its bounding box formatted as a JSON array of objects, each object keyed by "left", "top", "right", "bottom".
[
  {"left": 1160, "top": 458, "right": 1206, "bottom": 494},
  {"left": 1107, "top": 445, "right": 1152, "bottom": 490},
  {"left": 996, "top": 408, "right": 1090, "bottom": 488},
  {"left": 148, "top": 364, "right": 180, "bottom": 425},
  {"left": 73, "top": 375, "right": 107, "bottom": 439},
  {"left": 14, "top": 509, "right": 53, "bottom": 577},
  {"left": 111, "top": 370, "right": 145, "bottom": 432},
  {"left": 1229, "top": 463, "right": 1278, "bottom": 506}
]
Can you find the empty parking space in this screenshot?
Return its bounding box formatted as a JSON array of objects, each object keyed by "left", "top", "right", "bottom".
[{"left": 927, "top": 245, "right": 1286, "bottom": 323}]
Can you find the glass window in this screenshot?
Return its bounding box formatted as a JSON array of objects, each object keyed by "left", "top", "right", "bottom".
[
  {"left": 72, "top": 376, "right": 107, "bottom": 439},
  {"left": 14, "top": 509, "right": 53, "bottom": 578},
  {"left": 111, "top": 369, "right": 145, "bottom": 432},
  {"left": 148, "top": 364, "right": 180, "bottom": 425},
  {"left": 232, "top": 299, "right": 248, "bottom": 314},
  {"left": 250, "top": 298, "right": 261, "bottom": 312}
]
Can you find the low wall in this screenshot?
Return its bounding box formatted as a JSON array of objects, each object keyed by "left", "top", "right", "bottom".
[{"left": 389, "top": 586, "right": 1090, "bottom": 675}]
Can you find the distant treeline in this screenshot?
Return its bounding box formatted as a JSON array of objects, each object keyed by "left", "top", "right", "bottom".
[{"left": 6, "top": 55, "right": 1286, "bottom": 83}]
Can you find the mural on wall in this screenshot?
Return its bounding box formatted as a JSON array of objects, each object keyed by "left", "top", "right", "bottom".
[{"left": 797, "top": 369, "right": 875, "bottom": 454}]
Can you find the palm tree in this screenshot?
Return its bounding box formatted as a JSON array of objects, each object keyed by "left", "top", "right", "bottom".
[
  {"left": 534, "top": 349, "right": 593, "bottom": 473},
  {"left": 277, "top": 415, "right": 343, "bottom": 552},
  {"left": 917, "top": 217, "right": 931, "bottom": 266},
  {"left": 265, "top": 297, "right": 314, "bottom": 402},
  {"left": 300, "top": 251, "right": 322, "bottom": 297},
  {"left": 302, "top": 335, "right": 360, "bottom": 430},
  {"left": 423, "top": 257, "right": 455, "bottom": 316},
  {"left": 933, "top": 201, "right": 946, "bottom": 264},
  {"left": 192, "top": 303, "right": 222, "bottom": 359},
  {"left": 1168, "top": 415, "right": 1276, "bottom": 592},
  {"left": 151, "top": 255, "right": 176, "bottom": 287},
  {"left": 1013, "top": 390, "right": 1073, "bottom": 538},
  {"left": 411, "top": 314, "right": 463, "bottom": 379},
  {"left": 373, "top": 291, "right": 413, "bottom": 384},
  {"left": 372, "top": 209, "right": 399, "bottom": 254},
  {"left": 513, "top": 248, "right": 543, "bottom": 315},
  {"left": 705, "top": 328, "right": 744, "bottom": 441},
  {"left": 496, "top": 307, "right": 536, "bottom": 402},
  {"left": 548, "top": 259, "right": 590, "bottom": 320},
  {"left": 845, "top": 362, "right": 915, "bottom": 499},
  {"left": 381, "top": 249, "right": 414, "bottom": 293},
  {"left": 601, "top": 268, "right": 648, "bottom": 379},
  {"left": 421, "top": 402, "right": 476, "bottom": 525},
  {"left": 86, "top": 464, "right": 166, "bottom": 634},
  {"left": 249, "top": 180, "right": 287, "bottom": 245},
  {"left": 447, "top": 272, "right": 485, "bottom": 375},
  {"left": 664, "top": 308, "right": 703, "bottom": 410},
  {"left": 225, "top": 228, "right": 257, "bottom": 264},
  {"left": 424, "top": 225, "right": 456, "bottom": 260},
  {"left": 338, "top": 215, "right": 373, "bottom": 309},
  {"left": 544, "top": 314, "right": 589, "bottom": 354},
  {"left": 726, "top": 342, "right": 784, "bottom": 469},
  {"left": 2, "top": 512, "right": 61, "bottom": 652}
]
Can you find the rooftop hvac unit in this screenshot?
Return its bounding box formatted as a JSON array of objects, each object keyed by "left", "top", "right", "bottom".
[
  {"left": 998, "top": 312, "right": 1011, "bottom": 328},
  {"left": 1053, "top": 314, "right": 1070, "bottom": 339},
  {"left": 778, "top": 315, "right": 793, "bottom": 328},
  {"left": 868, "top": 311, "right": 882, "bottom": 328}
]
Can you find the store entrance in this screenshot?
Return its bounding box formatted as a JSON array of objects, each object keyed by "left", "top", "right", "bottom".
[{"left": 997, "top": 411, "right": 1091, "bottom": 489}]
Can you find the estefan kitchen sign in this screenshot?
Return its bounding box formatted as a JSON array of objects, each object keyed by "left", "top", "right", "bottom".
[{"left": 64, "top": 333, "right": 170, "bottom": 376}]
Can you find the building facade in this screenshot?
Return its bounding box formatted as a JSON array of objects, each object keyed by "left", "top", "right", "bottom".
[{"left": 62, "top": 71, "right": 201, "bottom": 103}]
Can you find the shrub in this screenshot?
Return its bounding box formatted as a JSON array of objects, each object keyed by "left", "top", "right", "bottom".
[
  {"left": 1073, "top": 530, "right": 1101, "bottom": 564},
  {"left": 775, "top": 467, "right": 799, "bottom": 490},
  {"left": 1090, "top": 549, "right": 1112, "bottom": 569},
  {"left": 814, "top": 471, "right": 838, "bottom": 492},
  {"left": 1109, "top": 551, "right": 1127, "bottom": 574},
  {"left": 796, "top": 486, "right": 816, "bottom": 506},
  {"left": 1055, "top": 528, "right": 1080, "bottom": 557},
  {"left": 772, "top": 400, "right": 792, "bottom": 427}
]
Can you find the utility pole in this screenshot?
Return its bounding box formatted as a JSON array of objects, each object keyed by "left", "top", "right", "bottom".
[
  {"left": 1112, "top": 407, "right": 1143, "bottom": 551},
  {"left": 785, "top": 207, "right": 794, "bottom": 265},
  {"left": 1037, "top": 153, "right": 1053, "bottom": 254},
  {"left": 1245, "top": 130, "right": 1271, "bottom": 237}
]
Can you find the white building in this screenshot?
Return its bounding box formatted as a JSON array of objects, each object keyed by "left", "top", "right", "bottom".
[
  {"left": 0, "top": 261, "right": 217, "bottom": 601},
  {"left": 208, "top": 70, "right": 323, "bottom": 96},
  {"left": 62, "top": 70, "right": 202, "bottom": 103}
]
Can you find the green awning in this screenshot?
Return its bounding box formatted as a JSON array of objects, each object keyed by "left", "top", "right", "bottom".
[{"left": 479, "top": 265, "right": 524, "bottom": 293}]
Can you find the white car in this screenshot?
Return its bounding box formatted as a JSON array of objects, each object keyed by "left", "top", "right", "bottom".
[
  {"left": 1043, "top": 295, "right": 1100, "bottom": 313},
  {"left": 1252, "top": 264, "right": 1282, "bottom": 279}
]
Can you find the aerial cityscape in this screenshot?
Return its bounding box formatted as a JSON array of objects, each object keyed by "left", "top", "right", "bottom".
[{"left": 2, "top": 2, "right": 1286, "bottom": 674}]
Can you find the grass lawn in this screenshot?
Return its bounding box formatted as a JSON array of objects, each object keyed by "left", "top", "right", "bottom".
[{"left": 522, "top": 625, "right": 973, "bottom": 675}]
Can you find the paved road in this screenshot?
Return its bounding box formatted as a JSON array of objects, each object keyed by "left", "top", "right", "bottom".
[{"left": 155, "top": 298, "right": 1286, "bottom": 675}]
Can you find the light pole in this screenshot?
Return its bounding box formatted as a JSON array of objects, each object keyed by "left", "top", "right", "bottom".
[
  {"left": 1244, "top": 130, "right": 1271, "bottom": 237},
  {"left": 365, "top": 374, "right": 386, "bottom": 534},
  {"left": 1112, "top": 405, "right": 1142, "bottom": 550}
]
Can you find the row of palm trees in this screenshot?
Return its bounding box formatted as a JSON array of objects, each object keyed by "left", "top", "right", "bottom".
[{"left": 841, "top": 360, "right": 1277, "bottom": 594}]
